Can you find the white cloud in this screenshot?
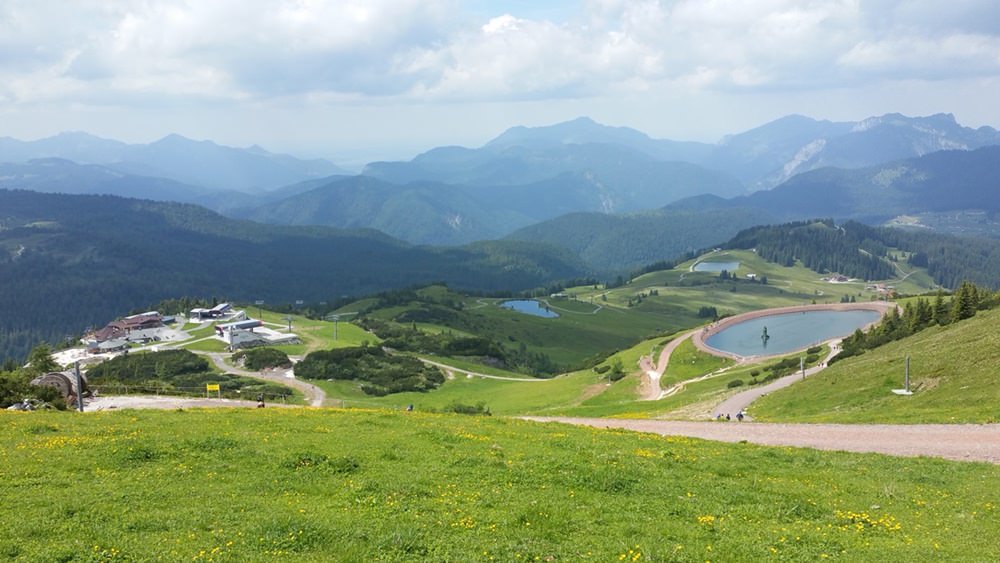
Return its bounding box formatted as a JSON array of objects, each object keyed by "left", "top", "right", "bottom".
[{"left": 1, "top": 0, "right": 999, "bottom": 152}]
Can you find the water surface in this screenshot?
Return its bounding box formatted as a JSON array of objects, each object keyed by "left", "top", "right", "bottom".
[
  {"left": 694, "top": 261, "right": 740, "bottom": 272},
  {"left": 500, "top": 300, "right": 559, "bottom": 318},
  {"left": 705, "top": 309, "right": 881, "bottom": 357}
]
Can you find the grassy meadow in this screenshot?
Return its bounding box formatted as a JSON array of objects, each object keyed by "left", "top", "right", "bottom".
[{"left": 3, "top": 408, "right": 999, "bottom": 561}]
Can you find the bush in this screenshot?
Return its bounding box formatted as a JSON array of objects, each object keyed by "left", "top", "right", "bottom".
[
  {"left": 443, "top": 402, "right": 492, "bottom": 416},
  {"left": 297, "top": 346, "right": 445, "bottom": 396},
  {"left": 593, "top": 365, "right": 611, "bottom": 374},
  {"left": 727, "top": 379, "right": 744, "bottom": 388},
  {"left": 806, "top": 346, "right": 822, "bottom": 355},
  {"left": 750, "top": 370, "right": 760, "bottom": 377},
  {"left": 804, "top": 354, "right": 820, "bottom": 364},
  {"left": 233, "top": 348, "right": 291, "bottom": 370}
]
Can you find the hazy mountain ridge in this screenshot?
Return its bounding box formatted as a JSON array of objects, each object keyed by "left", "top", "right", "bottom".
[
  {"left": 0, "top": 158, "right": 212, "bottom": 204},
  {"left": 737, "top": 145, "right": 1000, "bottom": 219},
  {"left": 0, "top": 131, "right": 348, "bottom": 193}
]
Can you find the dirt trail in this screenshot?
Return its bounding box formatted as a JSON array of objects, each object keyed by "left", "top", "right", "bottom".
[
  {"left": 202, "top": 352, "right": 326, "bottom": 407},
  {"left": 419, "top": 359, "right": 546, "bottom": 382},
  {"left": 522, "top": 417, "right": 1000, "bottom": 464},
  {"left": 638, "top": 330, "right": 696, "bottom": 400},
  {"left": 711, "top": 340, "right": 842, "bottom": 419}
]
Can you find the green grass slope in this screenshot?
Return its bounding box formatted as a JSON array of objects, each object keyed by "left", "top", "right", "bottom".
[
  {"left": 752, "top": 307, "right": 1000, "bottom": 423},
  {"left": 4, "top": 409, "right": 999, "bottom": 561}
]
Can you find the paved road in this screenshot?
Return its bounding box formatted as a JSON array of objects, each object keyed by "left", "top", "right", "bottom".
[
  {"left": 523, "top": 417, "right": 1000, "bottom": 464},
  {"left": 202, "top": 352, "right": 326, "bottom": 407}
]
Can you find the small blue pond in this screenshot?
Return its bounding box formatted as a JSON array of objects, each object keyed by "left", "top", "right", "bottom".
[
  {"left": 705, "top": 309, "right": 881, "bottom": 357},
  {"left": 694, "top": 261, "right": 740, "bottom": 272},
  {"left": 501, "top": 300, "right": 559, "bottom": 318}
]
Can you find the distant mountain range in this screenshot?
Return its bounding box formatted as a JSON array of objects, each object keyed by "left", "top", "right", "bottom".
[
  {"left": 505, "top": 146, "right": 1000, "bottom": 275},
  {"left": 3, "top": 112, "right": 999, "bottom": 251},
  {"left": 0, "top": 132, "right": 348, "bottom": 193},
  {"left": 365, "top": 113, "right": 999, "bottom": 192}
]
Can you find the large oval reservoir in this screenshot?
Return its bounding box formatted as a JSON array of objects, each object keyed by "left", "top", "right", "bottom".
[{"left": 704, "top": 309, "right": 882, "bottom": 357}]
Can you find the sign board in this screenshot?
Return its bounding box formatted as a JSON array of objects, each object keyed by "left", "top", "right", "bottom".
[
  {"left": 206, "top": 383, "right": 220, "bottom": 392},
  {"left": 254, "top": 300, "right": 264, "bottom": 305}
]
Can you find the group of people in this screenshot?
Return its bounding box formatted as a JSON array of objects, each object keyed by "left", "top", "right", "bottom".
[{"left": 716, "top": 411, "right": 745, "bottom": 421}]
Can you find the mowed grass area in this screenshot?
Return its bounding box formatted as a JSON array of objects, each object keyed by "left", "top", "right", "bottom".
[
  {"left": 570, "top": 250, "right": 933, "bottom": 319},
  {"left": 3, "top": 409, "right": 999, "bottom": 561},
  {"left": 752, "top": 307, "right": 1000, "bottom": 424},
  {"left": 662, "top": 338, "right": 733, "bottom": 387}
]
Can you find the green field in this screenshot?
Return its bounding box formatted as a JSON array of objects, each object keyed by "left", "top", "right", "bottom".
[
  {"left": 751, "top": 307, "right": 1000, "bottom": 424},
  {"left": 2, "top": 408, "right": 998, "bottom": 561},
  {"left": 172, "top": 309, "right": 378, "bottom": 357}
]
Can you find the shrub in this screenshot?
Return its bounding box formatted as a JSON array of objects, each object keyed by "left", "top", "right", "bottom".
[
  {"left": 297, "top": 346, "right": 445, "bottom": 395},
  {"left": 750, "top": 369, "right": 760, "bottom": 377},
  {"left": 727, "top": 379, "right": 745, "bottom": 388},
  {"left": 443, "top": 402, "right": 492, "bottom": 416},
  {"left": 594, "top": 365, "right": 611, "bottom": 374},
  {"left": 806, "top": 346, "right": 822, "bottom": 355},
  {"left": 233, "top": 348, "right": 291, "bottom": 370}
]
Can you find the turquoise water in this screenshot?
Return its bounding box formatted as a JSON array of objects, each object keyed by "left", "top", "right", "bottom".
[
  {"left": 500, "top": 300, "right": 559, "bottom": 318},
  {"left": 694, "top": 261, "right": 740, "bottom": 272},
  {"left": 705, "top": 309, "right": 881, "bottom": 356}
]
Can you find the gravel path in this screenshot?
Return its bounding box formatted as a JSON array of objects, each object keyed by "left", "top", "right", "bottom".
[
  {"left": 85, "top": 395, "right": 294, "bottom": 410},
  {"left": 711, "top": 340, "right": 842, "bottom": 419},
  {"left": 202, "top": 352, "right": 326, "bottom": 407},
  {"left": 522, "top": 417, "right": 1000, "bottom": 464}
]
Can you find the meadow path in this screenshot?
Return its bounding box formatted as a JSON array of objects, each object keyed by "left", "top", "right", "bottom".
[
  {"left": 638, "top": 329, "right": 698, "bottom": 400},
  {"left": 522, "top": 417, "right": 1000, "bottom": 464},
  {"left": 202, "top": 352, "right": 326, "bottom": 407},
  {"left": 710, "top": 340, "right": 842, "bottom": 419},
  {"left": 419, "top": 358, "right": 546, "bottom": 382}
]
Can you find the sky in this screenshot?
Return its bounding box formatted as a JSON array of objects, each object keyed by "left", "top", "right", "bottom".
[{"left": 2, "top": 0, "right": 999, "bottom": 167}]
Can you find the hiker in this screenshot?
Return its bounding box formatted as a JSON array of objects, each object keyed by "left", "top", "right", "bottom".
[
  {"left": 257, "top": 393, "right": 265, "bottom": 408},
  {"left": 736, "top": 411, "right": 744, "bottom": 422},
  {"left": 406, "top": 404, "right": 414, "bottom": 412},
  {"left": 725, "top": 413, "right": 731, "bottom": 421}
]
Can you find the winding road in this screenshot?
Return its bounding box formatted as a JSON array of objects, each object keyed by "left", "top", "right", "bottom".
[{"left": 202, "top": 352, "right": 326, "bottom": 407}]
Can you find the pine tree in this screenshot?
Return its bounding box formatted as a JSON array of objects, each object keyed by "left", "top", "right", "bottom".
[{"left": 951, "top": 281, "right": 978, "bottom": 322}]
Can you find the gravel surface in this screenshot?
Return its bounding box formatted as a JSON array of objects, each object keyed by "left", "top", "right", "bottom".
[
  {"left": 85, "top": 395, "right": 295, "bottom": 410},
  {"left": 523, "top": 417, "right": 1000, "bottom": 464}
]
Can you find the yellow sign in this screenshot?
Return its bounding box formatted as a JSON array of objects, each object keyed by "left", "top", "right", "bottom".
[{"left": 206, "top": 383, "right": 220, "bottom": 392}]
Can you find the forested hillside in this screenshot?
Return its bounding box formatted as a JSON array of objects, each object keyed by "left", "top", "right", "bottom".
[
  {"left": 0, "top": 190, "right": 587, "bottom": 361},
  {"left": 506, "top": 202, "right": 775, "bottom": 275},
  {"left": 724, "top": 219, "right": 1000, "bottom": 288}
]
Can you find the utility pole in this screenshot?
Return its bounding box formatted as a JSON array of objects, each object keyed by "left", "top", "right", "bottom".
[
  {"left": 74, "top": 361, "right": 84, "bottom": 412},
  {"left": 800, "top": 356, "right": 805, "bottom": 380},
  {"left": 326, "top": 314, "right": 341, "bottom": 341},
  {"left": 905, "top": 355, "right": 910, "bottom": 393}
]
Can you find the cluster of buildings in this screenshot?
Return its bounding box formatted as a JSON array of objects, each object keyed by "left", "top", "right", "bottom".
[
  {"left": 83, "top": 311, "right": 173, "bottom": 354},
  {"left": 214, "top": 317, "right": 300, "bottom": 351},
  {"left": 80, "top": 302, "right": 301, "bottom": 356}
]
